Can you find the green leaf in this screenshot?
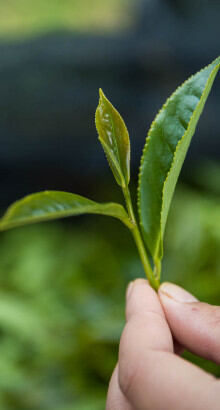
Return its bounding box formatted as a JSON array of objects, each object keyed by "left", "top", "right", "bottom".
[
  {"left": 95, "top": 88, "right": 130, "bottom": 187},
  {"left": 138, "top": 56, "right": 220, "bottom": 265},
  {"left": 0, "top": 191, "right": 132, "bottom": 230}
]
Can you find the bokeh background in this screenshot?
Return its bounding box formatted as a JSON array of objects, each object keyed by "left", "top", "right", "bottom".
[{"left": 0, "top": 0, "right": 219, "bottom": 408}]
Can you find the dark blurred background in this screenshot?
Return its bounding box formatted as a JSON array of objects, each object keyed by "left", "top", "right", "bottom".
[{"left": 0, "top": 0, "right": 219, "bottom": 409}]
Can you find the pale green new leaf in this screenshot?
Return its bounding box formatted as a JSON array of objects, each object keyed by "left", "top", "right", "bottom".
[
  {"left": 0, "top": 191, "right": 132, "bottom": 230},
  {"left": 138, "top": 56, "right": 220, "bottom": 265},
  {"left": 95, "top": 89, "right": 130, "bottom": 187}
]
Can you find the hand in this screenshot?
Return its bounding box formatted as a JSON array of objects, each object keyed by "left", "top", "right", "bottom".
[{"left": 106, "top": 279, "right": 220, "bottom": 410}]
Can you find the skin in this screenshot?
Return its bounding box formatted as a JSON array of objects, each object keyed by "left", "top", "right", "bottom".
[{"left": 106, "top": 279, "right": 220, "bottom": 410}]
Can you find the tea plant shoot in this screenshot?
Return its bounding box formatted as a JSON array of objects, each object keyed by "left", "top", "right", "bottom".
[{"left": 1, "top": 57, "right": 220, "bottom": 290}]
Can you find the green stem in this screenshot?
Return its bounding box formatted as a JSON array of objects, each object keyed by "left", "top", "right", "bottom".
[
  {"left": 122, "top": 185, "right": 159, "bottom": 291},
  {"left": 154, "top": 259, "right": 161, "bottom": 281}
]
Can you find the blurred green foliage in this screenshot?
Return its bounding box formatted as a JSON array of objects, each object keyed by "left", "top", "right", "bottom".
[
  {"left": 0, "top": 0, "right": 132, "bottom": 39},
  {"left": 0, "top": 175, "right": 219, "bottom": 409}
]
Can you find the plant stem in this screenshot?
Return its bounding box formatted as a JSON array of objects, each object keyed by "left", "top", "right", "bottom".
[
  {"left": 122, "top": 186, "right": 160, "bottom": 291},
  {"left": 154, "top": 259, "right": 161, "bottom": 281}
]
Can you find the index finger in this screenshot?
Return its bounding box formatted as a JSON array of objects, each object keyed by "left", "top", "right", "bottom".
[{"left": 119, "top": 279, "right": 218, "bottom": 410}]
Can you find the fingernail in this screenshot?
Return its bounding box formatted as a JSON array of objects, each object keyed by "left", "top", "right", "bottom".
[
  {"left": 126, "top": 281, "right": 134, "bottom": 299},
  {"left": 160, "top": 282, "right": 198, "bottom": 303}
]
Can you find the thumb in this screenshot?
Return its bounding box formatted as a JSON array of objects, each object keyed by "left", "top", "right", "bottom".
[{"left": 159, "top": 283, "right": 220, "bottom": 364}]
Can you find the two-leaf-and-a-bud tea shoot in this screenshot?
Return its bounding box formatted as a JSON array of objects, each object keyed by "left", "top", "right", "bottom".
[{"left": 1, "top": 57, "right": 220, "bottom": 290}]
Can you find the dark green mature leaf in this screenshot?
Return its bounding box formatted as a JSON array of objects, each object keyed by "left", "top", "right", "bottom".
[
  {"left": 138, "top": 56, "right": 220, "bottom": 266},
  {"left": 95, "top": 89, "right": 130, "bottom": 187},
  {"left": 0, "top": 191, "right": 132, "bottom": 230}
]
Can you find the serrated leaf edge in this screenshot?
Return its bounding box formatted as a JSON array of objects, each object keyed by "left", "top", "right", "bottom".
[
  {"left": 160, "top": 60, "right": 220, "bottom": 241},
  {"left": 95, "top": 88, "right": 130, "bottom": 186},
  {"left": 137, "top": 56, "right": 220, "bottom": 258}
]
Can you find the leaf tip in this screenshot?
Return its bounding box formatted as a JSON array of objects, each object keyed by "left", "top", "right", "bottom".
[{"left": 98, "top": 88, "right": 105, "bottom": 100}]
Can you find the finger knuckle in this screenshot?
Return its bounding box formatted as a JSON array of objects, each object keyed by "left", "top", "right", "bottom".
[
  {"left": 210, "top": 306, "right": 220, "bottom": 327},
  {"left": 118, "top": 322, "right": 140, "bottom": 398},
  {"left": 203, "top": 305, "right": 220, "bottom": 363}
]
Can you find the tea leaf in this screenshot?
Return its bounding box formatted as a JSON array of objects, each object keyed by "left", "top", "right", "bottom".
[
  {"left": 138, "top": 56, "right": 220, "bottom": 266},
  {"left": 95, "top": 89, "right": 130, "bottom": 187},
  {"left": 0, "top": 191, "right": 132, "bottom": 230}
]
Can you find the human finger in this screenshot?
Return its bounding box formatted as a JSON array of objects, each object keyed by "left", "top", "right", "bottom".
[
  {"left": 119, "top": 279, "right": 218, "bottom": 410},
  {"left": 106, "top": 364, "right": 133, "bottom": 410},
  {"left": 159, "top": 282, "right": 220, "bottom": 364}
]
